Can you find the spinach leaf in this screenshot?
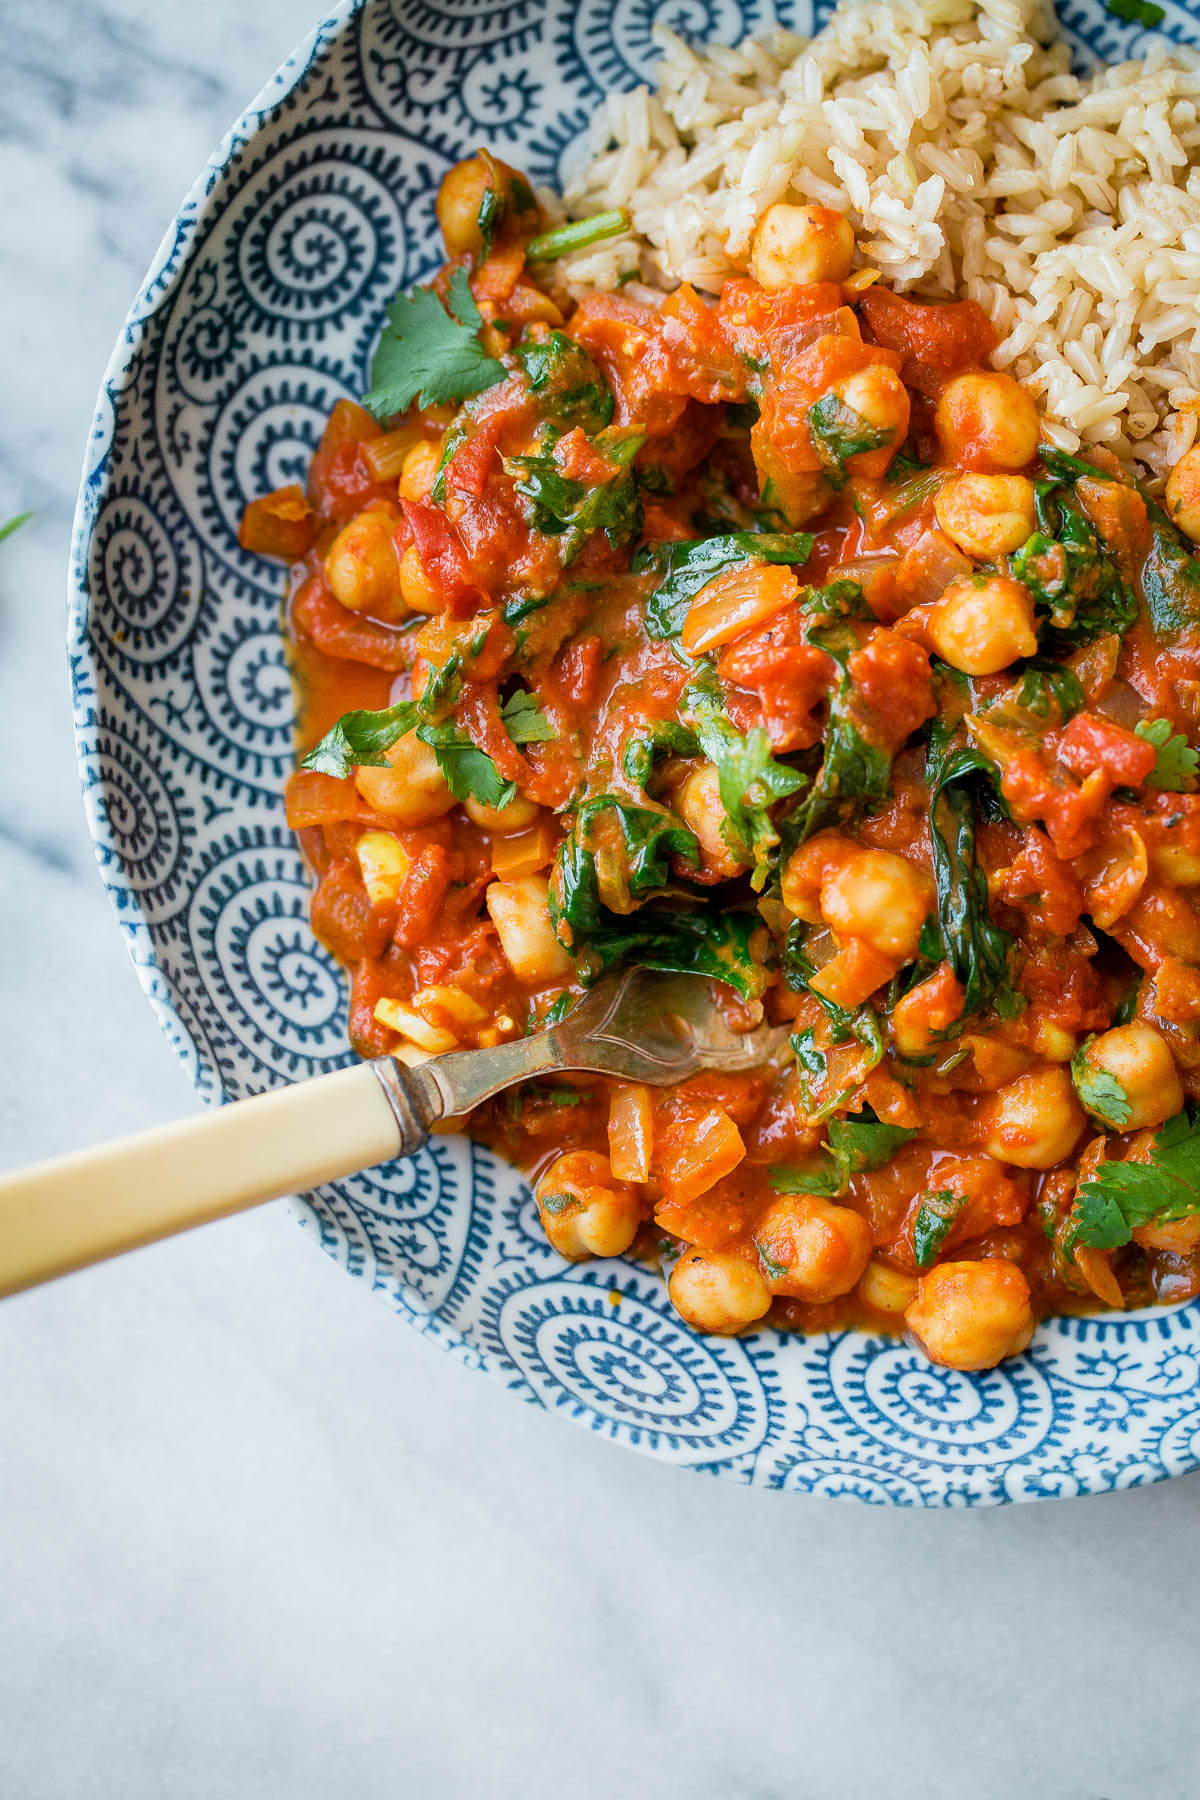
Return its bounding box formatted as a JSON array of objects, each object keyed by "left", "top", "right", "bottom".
[
  {"left": 683, "top": 668, "right": 805, "bottom": 889},
  {"left": 637, "top": 530, "right": 813, "bottom": 641},
  {"left": 514, "top": 332, "right": 613, "bottom": 435},
  {"left": 1142, "top": 505, "right": 1200, "bottom": 640},
  {"left": 913, "top": 1190, "right": 965, "bottom": 1268},
  {"left": 548, "top": 795, "right": 764, "bottom": 995},
  {"left": 507, "top": 426, "right": 644, "bottom": 565},
  {"left": 806, "top": 393, "right": 894, "bottom": 488},
  {"left": 922, "top": 715, "right": 1013, "bottom": 1020},
  {"left": 1011, "top": 659, "right": 1085, "bottom": 722},
  {"left": 622, "top": 720, "right": 699, "bottom": 788},
  {"left": 797, "top": 578, "right": 873, "bottom": 621},
  {"left": 1011, "top": 485, "right": 1137, "bottom": 651},
  {"left": 787, "top": 622, "right": 892, "bottom": 842}
]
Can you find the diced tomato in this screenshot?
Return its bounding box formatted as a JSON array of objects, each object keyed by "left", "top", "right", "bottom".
[
  {"left": 311, "top": 858, "right": 393, "bottom": 963},
  {"left": 1057, "top": 712, "right": 1158, "bottom": 787},
  {"left": 1003, "top": 827, "right": 1084, "bottom": 938},
  {"left": 859, "top": 288, "right": 997, "bottom": 373},
  {"left": 401, "top": 500, "right": 484, "bottom": 615},
  {"left": 394, "top": 845, "right": 454, "bottom": 950},
  {"left": 291, "top": 572, "right": 414, "bottom": 672}
]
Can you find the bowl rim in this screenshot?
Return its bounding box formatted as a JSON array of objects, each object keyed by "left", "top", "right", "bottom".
[{"left": 66, "top": 0, "right": 1200, "bottom": 1506}]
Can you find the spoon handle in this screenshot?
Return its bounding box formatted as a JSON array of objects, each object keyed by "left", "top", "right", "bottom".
[{"left": 0, "top": 1058, "right": 444, "bottom": 1299}]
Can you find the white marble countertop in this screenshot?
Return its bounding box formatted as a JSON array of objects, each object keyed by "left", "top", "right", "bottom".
[{"left": 3, "top": 4, "right": 1200, "bottom": 1795}]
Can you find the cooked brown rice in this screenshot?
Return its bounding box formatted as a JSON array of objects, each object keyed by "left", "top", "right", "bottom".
[{"left": 554, "top": 0, "right": 1200, "bottom": 481}]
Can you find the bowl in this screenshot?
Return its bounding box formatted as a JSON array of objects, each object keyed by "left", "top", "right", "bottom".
[{"left": 69, "top": 0, "right": 1200, "bottom": 1504}]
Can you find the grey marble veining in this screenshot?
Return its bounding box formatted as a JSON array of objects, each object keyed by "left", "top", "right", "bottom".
[{"left": 2, "top": 4, "right": 1200, "bottom": 1796}]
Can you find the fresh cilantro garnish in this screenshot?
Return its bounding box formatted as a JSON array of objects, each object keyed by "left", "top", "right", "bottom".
[
  {"left": 303, "top": 698, "right": 421, "bottom": 776},
  {"left": 755, "top": 1240, "right": 789, "bottom": 1279},
  {"left": 416, "top": 720, "right": 515, "bottom": 810},
  {"left": 912, "top": 1190, "right": 965, "bottom": 1268},
  {"left": 364, "top": 267, "right": 506, "bottom": 417},
  {"left": 1071, "top": 1036, "right": 1132, "bottom": 1129},
  {"left": 769, "top": 1111, "right": 916, "bottom": 1199},
  {"left": 1069, "top": 1111, "right": 1200, "bottom": 1250},
  {"left": 636, "top": 531, "right": 813, "bottom": 642},
  {"left": 806, "top": 393, "right": 894, "bottom": 488},
  {"left": 683, "top": 667, "right": 805, "bottom": 890},
  {"left": 828, "top": 1115, "right": 919, "bottom": 1173},
  {"left": 1105, "top": 0, "right": 1165, "bottom": 27},
  {"left": 0, "top": 510, "right": 32, "bottom": 542},
  {"left": 1134, "top": 717, "right": 1199, "bottom": 792},
  {"left": 500, "top": 689, "right": 554, "bottom": 745}
]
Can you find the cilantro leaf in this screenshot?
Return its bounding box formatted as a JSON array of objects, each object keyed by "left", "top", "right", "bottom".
[
  {"left": 806, "top": 393, "right": 894, "bottom": 488},
  {"left": 768, "top": 1156, "right": 844, "bottom": 1198},
  {"left": 415, "top": 720, "right": 516, "bottom": 810},
  {"left": 364, "top": 268, "right": 506, "bottom": 417},
  {"left": 1070, "top": 1111, "right": 1200, "bottom": 1250},
  {"left": 1071, "top": 1036, "right": 1132, "bottom": 1129},
  {"left": 501, "top": 689, "right": 554, "bottom": 745},
  {"left": 683, "top": 667, "right": 805, "bottom": 890},
  {"left": 302, "top": 699, "right": 419, "bottom": 776},
  {"left": 770, "top": 1112, "right": 916, "bottom": 1201},
  {"left": 827, "top": 1116, "right": 918, "bottom": 1173},
  {"left": 636, "top": 531, "right": 813, "bottom": 642},
  {"left": 913, "top": 1190, "right": 965, "bottom": 1268},
  {"left": 1135, "top": 717, "right": 1199, "bottom": 792}
]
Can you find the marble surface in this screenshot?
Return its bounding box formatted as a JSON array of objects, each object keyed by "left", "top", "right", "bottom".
[{"left": 3, "top": 2, "right": 1200, "bottom": 1794}]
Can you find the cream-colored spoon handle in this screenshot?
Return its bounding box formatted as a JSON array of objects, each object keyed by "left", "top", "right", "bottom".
[{"left": 0, "top": 1060, "right": 425, "bottom": 1299}]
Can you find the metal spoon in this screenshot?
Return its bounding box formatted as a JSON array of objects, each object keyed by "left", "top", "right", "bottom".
[{"left": 0, "top": 968, "right": 786, "bottom": 1299}]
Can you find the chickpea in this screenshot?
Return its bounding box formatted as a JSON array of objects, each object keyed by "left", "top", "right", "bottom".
[
  {"left": 436, "top": 155, "right": 527, "bottom": 260},
  {"left": 675, "top": 762, "right": 744, "bottom": 880},
  {"left": 398, "top": 543, "right": 442, "bottom": 615},
  {"left": 1165, "top": 445, "right": 1200, "bottom": 544},
  {"left": 464, "top": 791, "right": 542, "bottom": 833},
  {"left": 668, "top": 1248, "right": 772, "bottom": 1335},
  {"left": 399, "top": 441, "right": 441, "bottom": 503},
  {"left": 353, "top": 730, "right": 456, "bottom": 824},
  {"left": 535, "top": 1151, "right": 641, "bottom": 1260},
  {"left": 926, "top": 574, "right": 1038, "bottom": 676},
  {"left": 984, "top": 1064, "right": 1085, "bottom": 1169},
  {"left": 1074, "top": 1024, "right": 1183, "bottom": 1131},
  {"left": 934, "top": 472, "right": 1037, "bottom": 559},
  {"left": 820, "top": 847, "right": 934, "bottom": 961},
  {"left": 325, "top": 509, "right": 403, "bottom": 617},
  {"left": 905, "top": 1259, "right": 1035, "bottom": 1370},
  {"left": 754, "top": 1194, "right": 873, "bottom": 1302},
  {"left": 486, "top": 873, "right": 574, "bottom": 983},
  {"left": 935, "top": 371, "right": 1040, "bottom": 472},
  {"left": 834, "top": 364, "right": 911, "bottom": 472},
  {"left": 857, "top": 1259, "right": 919, "bottom": 1315},
  {"left": 750, "top": 203, "right": 855, "bottom": 289}
]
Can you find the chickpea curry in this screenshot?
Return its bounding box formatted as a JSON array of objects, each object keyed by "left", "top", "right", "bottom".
[{"left": 240, "top": 151, "right": 1200, "bottom": 1373}]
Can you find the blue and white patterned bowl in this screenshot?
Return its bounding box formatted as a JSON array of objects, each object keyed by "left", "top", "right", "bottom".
[{"left": 70, "top": 0, "right": 1200, "bottom": 1504}]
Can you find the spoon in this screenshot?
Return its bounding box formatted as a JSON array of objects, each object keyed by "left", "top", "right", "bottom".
[{"left": 0, "top": 968, "right": 787, "bottom": 1299}]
